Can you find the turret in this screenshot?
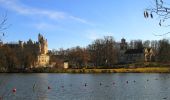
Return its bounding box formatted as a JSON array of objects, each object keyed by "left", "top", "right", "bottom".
[
  {"left": 120, "top": 38, "right": 127, "bottom": 50},
  {"left": 38, "top": 33, "right": 48, "bottom": 54},
  {"left": 19, "top": 40, "right": 23, "bottom": 48},
  {"left": 38, "top": 33, "right": 43, "bottom": 42},
  {"left": 121, "top": 38, "right": 126, "bottom": 44}
]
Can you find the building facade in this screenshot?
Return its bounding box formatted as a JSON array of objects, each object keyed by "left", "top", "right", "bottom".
[
  {"left": 118, "top": 38, "right": 155, "bottom": 63},
  {"left": 124, "top": 49, "right": 145, "bottom": 63},
  {"left": 2, "top": 33, "right": 49, "bottom": 68},
  {"left": 36, "top": 34, "right": 49, "bottom": 67},
  {"left": 119, "top": 38, "right": 128, "bottom": 63}
]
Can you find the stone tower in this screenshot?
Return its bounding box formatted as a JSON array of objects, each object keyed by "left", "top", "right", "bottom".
[
  {"left": 38, "top": 33, "right": 48, "bottom": 54},
  {"left": 36, "top": 34, "right": 49, "bottom": 67},
  {"left": 119, "top": 38, "right": 128, "bottom": 63},
  {"left": 120, "top": 38, "right": 127, "bottom": 50},
  {"left": 144, "top": 48, "right": 154, "bottom": 62}
]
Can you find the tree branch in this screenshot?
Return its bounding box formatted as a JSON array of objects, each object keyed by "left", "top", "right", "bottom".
[
  {"left": 0, "top": 13, "right": 8, "bottom": 42},
  {"left": 145, "top": 0, "right": 170, "bottom": 36},
  {"left": 153, "top": 32, "right": 170, "bottom": 36},
  {"left": 0, "top": 13, "right": 8, "bottom": 32}
]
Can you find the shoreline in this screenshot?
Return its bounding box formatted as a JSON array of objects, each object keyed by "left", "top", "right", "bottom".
[
  {"left": 1, "top": 67, "right": 170, "bottom": 73},
  {"left": 47, "top": 67, "right": 170, "bottom": 73}
]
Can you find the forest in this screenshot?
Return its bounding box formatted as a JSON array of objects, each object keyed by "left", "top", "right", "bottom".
[{"left": 49, "top": 36, "right": 170, "bottom": 69}]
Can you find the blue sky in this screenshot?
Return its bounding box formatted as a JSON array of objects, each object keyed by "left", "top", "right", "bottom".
[{"left": 0, "top": 0, "right": 170, "bottom": 49}]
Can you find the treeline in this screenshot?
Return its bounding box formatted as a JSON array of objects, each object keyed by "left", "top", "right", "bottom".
[
  {"left": 1, "top": 36, "right": 170, "bottom": 71},
  {"left": 49, "top": 36, "right": 117, "bottom": 68},
  {"left": 49, "top": 36, "right": 170, "bottom": 68},
  {"left": 0, "top": 42, "right": 38, "bottom": 72}
]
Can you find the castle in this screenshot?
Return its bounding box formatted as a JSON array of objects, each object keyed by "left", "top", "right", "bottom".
[
  {"left": 36, "top": 34, "right": 49, "bottom": 67},
  {"left": 1, "top": 33, "right": 49, "bottom": 68},
  {"left": 118, "top": 38, "right": 155, "bottom": 64}
]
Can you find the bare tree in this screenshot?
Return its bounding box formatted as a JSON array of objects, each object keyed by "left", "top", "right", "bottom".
[
  {"left": 0, "top": 13, "right": 8, "bottom": 41},
  {"left": 144, "top": 0, "right": 170, "bottom": 36},
  {"left": 87, "top": 36, "right": 118, "bottom": 68}
]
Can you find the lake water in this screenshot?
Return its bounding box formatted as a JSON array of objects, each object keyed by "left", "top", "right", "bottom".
[{"left": 0, "top": 73, "right": 170, "bottom": 100}]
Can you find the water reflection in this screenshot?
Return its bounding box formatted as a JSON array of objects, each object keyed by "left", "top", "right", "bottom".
[{"left": 0, "top": 73, "right": 170, "bottom": 100}]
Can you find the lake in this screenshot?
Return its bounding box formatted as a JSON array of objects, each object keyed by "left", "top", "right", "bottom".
[{"left": 0, "top": 73, "right": 170, "bottom": 100}]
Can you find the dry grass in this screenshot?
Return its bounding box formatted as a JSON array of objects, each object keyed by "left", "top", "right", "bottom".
[
  {"left": 27, "top": 67, "right": 170, "bottom": 73},
  {"left": 64, "top": 67, "right": 170, "bottom": 73},
  {"left": 113, "top": 67, "right": 170, "bottom": 73}
]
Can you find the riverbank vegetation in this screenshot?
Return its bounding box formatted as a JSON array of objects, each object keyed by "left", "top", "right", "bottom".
[
  {"left": 9, "top": 67, "right": 170, "bottom": 73},
  {"left": 1, "top": 36, "right": 170, "bottom": 73},
  {"left": 50, "top": 37, "right": 170, "bottom": 69}
]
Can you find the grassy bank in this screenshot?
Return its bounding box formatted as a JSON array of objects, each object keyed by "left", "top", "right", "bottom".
[
  {"left": 1, "top": 66, "right": 170, "bottom": 73},
  {"left": 27, "top": 67, "right": 170, "bottom": 73}
]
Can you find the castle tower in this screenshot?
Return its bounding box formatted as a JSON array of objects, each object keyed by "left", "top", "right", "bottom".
[
  {"left": 19, "top": 40, "right": 23, "bottom": 48},
  {"left": 38, "top": 34, "right": 48, "bottom": 54},
  {"left": 36, "top": 34, "right": 49, "bottom": 67},
  {"left": 119, "top": 38, "right": 128, "bottom": 63},
  {"left": 120, "top": 38, "right": 127, "bottom": 50},
  {"left": 38, "top": 33, "right": 43, "bottom": 42}
]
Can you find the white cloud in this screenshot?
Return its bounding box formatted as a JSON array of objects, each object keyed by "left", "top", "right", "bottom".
[
  {"left": 86, "top": 30, "right": 114, "bottom": 40},
  {"left": 0, "top": 0, "right": 89, "bottom": 24},
  {"left": 69, "top": 16, "right": 89, "bottom": 24},
  {"left": 34, "top": 22, "right": 58, "bottom": 30}
]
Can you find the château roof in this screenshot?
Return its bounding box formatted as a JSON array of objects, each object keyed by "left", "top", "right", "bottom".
[{"left": 125, "top": 49, "right": 143, "bottom": 54}]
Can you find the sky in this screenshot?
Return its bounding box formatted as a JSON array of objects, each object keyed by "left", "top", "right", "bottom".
[{"left": 0, "top": 0, "right": 170, "bottom": 50}]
